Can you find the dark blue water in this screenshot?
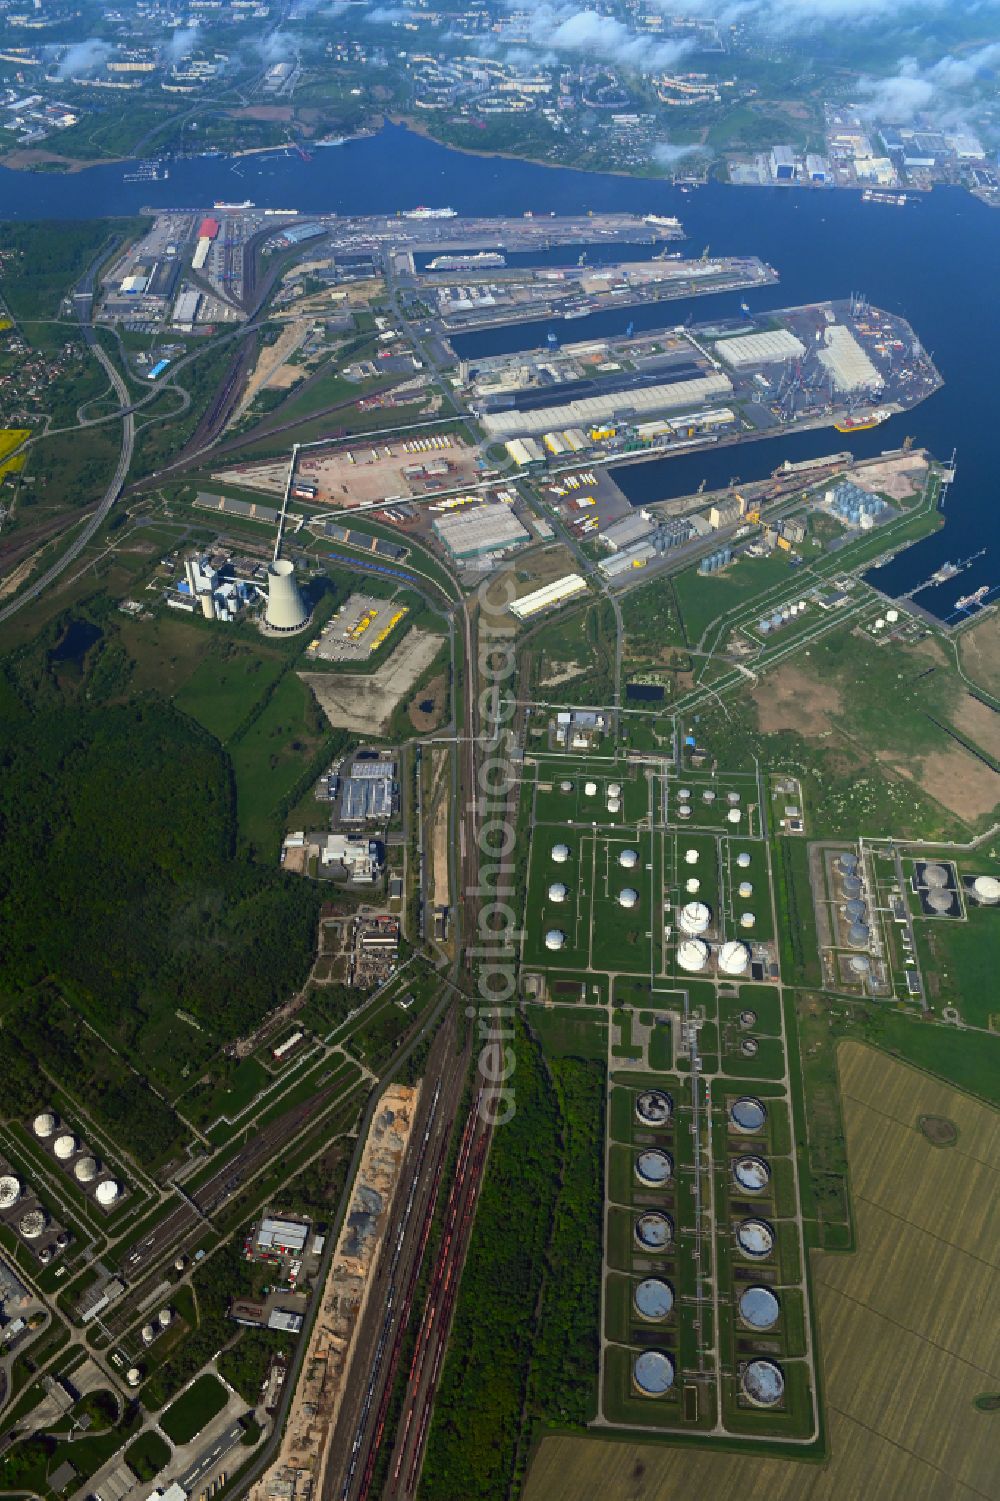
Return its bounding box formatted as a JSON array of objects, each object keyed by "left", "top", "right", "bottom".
[{"left": 1, "top": 120, "right": 996, "bottom": 614}]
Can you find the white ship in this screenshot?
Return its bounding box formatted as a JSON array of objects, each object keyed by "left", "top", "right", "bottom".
[{"left": 403, "top": 206, "right": 458, "bottom": 219}]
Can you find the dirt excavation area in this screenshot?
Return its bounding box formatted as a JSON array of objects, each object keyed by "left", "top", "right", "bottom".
[
  {"left": 853, "top": 451, "right": 928, "bottom": 500},
  {"left": 250, "top": 1086, "right": 419, "bottom": 1501},
  {"left": 301, "top": 628, "right": 444, "bottom": 734},
  {"left": 754, "top": 664, "right": 843, "bottom": 737}
]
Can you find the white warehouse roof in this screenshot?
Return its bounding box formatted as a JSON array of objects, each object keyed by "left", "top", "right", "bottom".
[
  {"left": 818, "top": 325, "right": 884, "bottom": 392},
  {"left": 480, "top": 373, "right": 732, "bottom": 438},
  {"left": 509, "top": 573, "right": 587, "bottom": 618},
  {"left": 433, "top": 503, "right": 530, "bottom": 557},
  {"left": 717, "top": 329, "right": 806, "bottom": 367}
]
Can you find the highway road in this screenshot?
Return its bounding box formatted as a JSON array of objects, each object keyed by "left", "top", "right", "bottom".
[{"left": 0, "top": 278, "right": 134, "bottom": 625}]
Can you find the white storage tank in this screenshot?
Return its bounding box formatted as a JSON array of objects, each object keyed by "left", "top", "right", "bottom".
[
  {"left": 718, "top": 940, "right": 750, "bottom": 976},
  {"left": 679, "top": 901, "right": 711, "bottom": 936},
  {"left": 677, "top": 938, "right": 709, "bottom": 972}
]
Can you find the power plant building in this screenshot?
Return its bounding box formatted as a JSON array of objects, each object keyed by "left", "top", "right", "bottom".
[
  {"left": 432, "top": 503, "right": 530, "bottom": 559},
  {"left": 264, "top": 559, "right": 310, "bottom": 633}
]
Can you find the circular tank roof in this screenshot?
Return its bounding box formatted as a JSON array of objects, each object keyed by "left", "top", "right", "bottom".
[
  {"left": 74, "top": 1156, "right": 98, "bottom": 1184},
  {"left": 619, "top": 887, "right": 639, "bottom": 909},
  {"left": 926, "top": 889, "right": 954, "bottom": 914},
  {"left": 559, "top": 780, "right": 574, "bottom": 793},
  {"left": 736, "top": 1218, "right": 775, "bottom": 1258},
  {"left": 839, "top": 852, "right": 859, "bottom": 871},
  {"left": 741, "top": 1037, "right": 759, "bottom": 1057},
  {"left": 53, "top": 1133, "right": 76, "bottom": 1161},
  {"left": 685, "top": 877, "right": 700, "bottom": 894},
  {"left": 719, "top": 940, "right": 750, "bottom": 976},
  {"left": 677, "top": 804, "right": 692, "bottom": 818},
  {"left": 923, "top": 862, "right": 949, "bottom": 888},
  {"left": 738, "top": 1284, "right": 780, "bottom": 1332},
  {"left": 32, "top": 1112, "right": 56, "bottom": 1138},
  {"left": 849, "top": 955, "right": 871, "bottom": 974},
  {"left": 679, "top": 900, "right": 711, "bottom": 935},
  {"left": 845, "top": 897, "right": 867, "bottom": 919},
  {"left": 96, "top": 1180, "right": 121, "bottom": 1207},
  {"left": 742, "top": 1358, "right": 785, "bottom": 1407},
  {"left": 730, "top": 1097, "right": 767, "bottom": 1133},
  {"left": 848, "top": 922, "right": 871, "bottom": 946},
  {"left": 584, "top": 781, "right": 597, "bottom": 796},
  {"left": 634, "top": 1212, "right": 673, "bottom": 1250},
  {"left": 636, "top": 1089, "right": 672, "bottom": 1125},
  {"left": 739, "top": 1287, "right": 780, "bottom": 1331},
  {"left": 544, "top": 929, "right": 566, "bottom": 950},
  {"left": 738, "top": 880, "right": 753, "bottom": 898},
  {"left": 633, "top": 1350, "right": 674, "bottom": 1396},
  {"left": 0, "top": 1175, "right": 21, "bottom": 1210},
  {"left": 551, "top": 843, "right": 570, "bottom": 862},
  {"left": 727, "top": 791, "right": 741, "bottom": 804},
  {"left": 974, "top": 874, "right": 1000, "bottom": 903},
  {"left": 635, "top": 1149, "right": 672, "bottom": 1187},
  {"left": 733, "top": 1155, "right": 770, "bottom": 1193},
  {"left": 740, "top": 911, "right": 756, "bottom": 928},
  {"left": 126, "top": 1368, "right": 141, "bottom": 1386},
  {"left": 842, "top": 876, "right": 863, "bottom": 898},
  {"left": 736, "top": 852, "right": 752, "bottom": 868},
  {"left": 727, "top": 808, "right": 742, "bottom": 824},
  {"left": 547, "top": 881, "right": 568, "bottom": 903},
  {"left": 678, "top": 787, "right": 691, "bottom": 800},
  {"left": 677, "top": 938, "right": 709, "bottom": 972},
  {"left": 608, "top": 782, "right": 622, "bottom": 797},
  {"left": 619, "top": 848, "right": 639, "bottom": 869},
  {"left": 19, "top": 1210, "right": 47, "bottom": 1239},
  {"left": 703, "top": 789, "right": 716, "bottom": 803},
  {"left": 684, "top": 849, "right": 699, "bottom": 865},
  {"left": 634, "top": 1278, "right": 674, "bottom": 1321},
  {"left": 607, "top": 796, "right": 621, "bottom": 814}
]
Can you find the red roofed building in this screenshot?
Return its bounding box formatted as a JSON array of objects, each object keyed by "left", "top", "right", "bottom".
[{"left": 198, "top": 217, "right": 220, "bottom": 240}]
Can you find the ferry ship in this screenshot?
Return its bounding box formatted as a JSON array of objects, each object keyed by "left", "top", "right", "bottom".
[
  {"left": 956, "top": 585, "right": 990, "bottom": 611},
  {"left": 402, "top": 206, "right": 458, "bottom": 219},
  {"left": 834, "top": 407, "right": 890, "bottom": 433},
  {"left": 214, "top": 199, "right": 255, "bottom": 211},
  {"left": 427, "top": 250, "right": 506, "bottom": 271},
  {"left": 643, "top": 213, "right": 682, "bottom": 229}
]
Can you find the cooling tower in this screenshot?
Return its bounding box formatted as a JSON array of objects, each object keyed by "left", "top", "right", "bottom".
[{"left": 265, "top": 559, "right": 309, "bottom": 633}]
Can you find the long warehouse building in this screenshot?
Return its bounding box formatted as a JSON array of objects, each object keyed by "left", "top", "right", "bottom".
[
  {"left": 433, "top": 503, "right": 530, "bottom": 558},
  {"left": 716, "top": 329, "right": 806, "bottom": 367},
  {"left": 479, "top": 373, "right": 733, "bottom": 439},
  {"left": 509, "top": 574, "right": 588, "bottom": 619}
]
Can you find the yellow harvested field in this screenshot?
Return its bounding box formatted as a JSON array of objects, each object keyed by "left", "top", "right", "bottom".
[{"left": 524, "top": 1042, "right": 1000, "bottom": 1501}]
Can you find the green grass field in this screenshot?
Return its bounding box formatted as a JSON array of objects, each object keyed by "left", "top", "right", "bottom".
[
  {"left": 229, "top": 672, "right": 329, "bottom": 852},
  {"left": 159, "top": 1373, "right": 230, "bottom": 1444},
  {"left": 175, "top": 650, "right": 286, "bottom": 743}
]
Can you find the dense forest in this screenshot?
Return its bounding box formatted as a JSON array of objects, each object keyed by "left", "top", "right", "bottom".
[
  {"left": 0, "top": 668, "right": 322, "bottom": 1129},
  {"left": 419, "top": 1020, "right": 604, "bottom": 1499}
]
